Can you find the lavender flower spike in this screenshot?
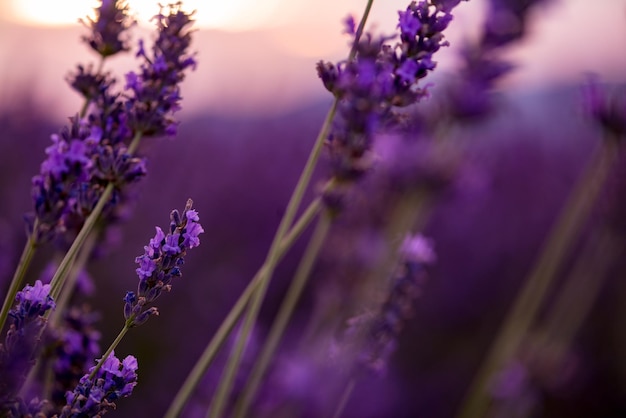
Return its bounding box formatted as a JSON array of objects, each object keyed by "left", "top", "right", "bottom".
[
  {"left": 61, "top": 350, "right": 138, "bottom": 417},
  {"left": 81, "top": 0, "right": 135, "bottom": 58},
  {"left": 0, "top": 281, "right": 56, "bottom": 408},
  {"left": 125, "top": 2, "right": 197, "bottom": 137},
  {"left": 123, "top": 199, "right": 204, "bottom": 327},
  {"left": 317, "top": 0, "right": 466, "bottom": 181}
]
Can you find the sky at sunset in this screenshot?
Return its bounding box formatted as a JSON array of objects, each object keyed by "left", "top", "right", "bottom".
[{"left": 0, "top": 0, "right": 625, "bottom": 117}]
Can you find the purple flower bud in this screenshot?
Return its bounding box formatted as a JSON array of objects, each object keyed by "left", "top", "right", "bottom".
[
  {"left": 125, "top": 200, "right": 203, "bottom": 327},
  {"left": 343, "top": 15, "right": 356, "bottom": 35}
]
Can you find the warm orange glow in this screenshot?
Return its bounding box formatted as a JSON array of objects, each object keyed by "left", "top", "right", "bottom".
[{"left": 6, "top": 0, "right": 285, "bottom": 30}]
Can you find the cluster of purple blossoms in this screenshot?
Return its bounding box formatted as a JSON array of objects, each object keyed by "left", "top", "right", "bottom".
[
  {"left": 0, "top": 281, "right": 56, "bottom": 406},
  {"left": 317, "top": 0, "right": 466, "bottom": 181},
  {"left": 124, "top": 2, "right": 197, "bottom": 137},
  {"left": 27, "top": 1, "right": 196, "bottom": 247},
  {"left": 61, "top": 351, "right": 138, "bottom": 417},
  {"left": 123, "top": 200, "right": 204, "bottom": 327}
]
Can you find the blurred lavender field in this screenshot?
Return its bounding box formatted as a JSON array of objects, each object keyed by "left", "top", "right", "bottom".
[
  {"left": 1, "top": 1, "right": 626, "bottom": 417},
  {"left": 2, "top": 83, "right": 626, "bottom": 417}
]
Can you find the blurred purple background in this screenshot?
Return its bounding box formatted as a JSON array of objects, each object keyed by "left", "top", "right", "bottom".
[{"left": 1, "top": 1, "right": 626, "bottom": 417}]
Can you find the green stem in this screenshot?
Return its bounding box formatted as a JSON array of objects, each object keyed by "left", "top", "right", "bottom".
[
  {"left": 348, "top": 0, "right": 374, "bottom": 60},
  {"left": 537, "top": 228, "right": 616, "bottom": 359},
  {"left": 48, "top": 131, "right": 142, "bottom": 302},
  {"left": 164, "top": 198, "right": 323, "bottom": 418},
  {"left": 48, "top": 183, "right": 114, "bottom": 301},
  {"left": 332, "top": 378, "right": 356, "bottom": 418},
  {"left": 205, "top": 98, "right": 338, "bottom": 418},
  {"left": 206, "top": 0, "right": 375, "bottom": 413},
  {"left": 0, "top": 229, "right": 37, "bottom": 333},
  {"left": 3, "top": 57, "right": 107, "bottom": 332},
  {"left": 89, "top": 324, "right": 130, "bottom": 380},
  {"left": 127, "top": 130, "right": 143, "bottom": 155},
  {"left": 50, "top": 231, "right": 99, "bottom": 327},
  {"left": 456, "top": 141, "right": 618, "bottom": 418},
  {"left": 232, "top": 212, "right": 333, "bottom": 418}
]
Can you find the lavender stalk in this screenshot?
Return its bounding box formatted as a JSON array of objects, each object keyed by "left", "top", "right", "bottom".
[
  {"left": 232, "top": 211, "right": 334, "bottom": 418},
  {"left": 165, "top": 195, "right": 325, "bottom": 418},
  {"left": 205, "top": 2, "right": 380, "bottom": 413},
  {"left": 0, "top": 0, "right": 135, "bottom": 335},
  {"left": 456, "top": 138, "right": 619, "bottom": 418}
]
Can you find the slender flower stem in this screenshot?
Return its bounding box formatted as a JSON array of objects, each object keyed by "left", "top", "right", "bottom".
[
  {"left": 207, "top": 1, "right": 375, "bottom": 414},
  {"left": 2, "top": 87, "right": 100, "bottom": 334},
  {"left": 207, "top": 202, "right": 333, "bottom": 418},
  {"left": 348, "top": 0, "right": 374, "bottom": 60},
  {"left": 0, "top": 227, "right": 38, "bottom": 333},
  {"left": 535, "top": 227, "right": 617, "bottom": 361},
  {"left": 165, "top": 197, "right": 324, "bottom": 418},
  {"left": 0, "top": 83, "right": 98, "bottom": 332},
  {"left": 89, "top": 324, "right": 130, "bottom": 380},
  {"left": 332, "top": 378, "right": 356, "bottom": 418},
  {"left": 48, "top": 131, "right": 142, "bottom": 302},
  {"left": 456, "top": 140, "right": 619, "bottom": 418},
  {"left": 127, "top": 130, "right": 144, "bottom": 155},
  {"left": 48, "top": 182, "right": 114, "bottom": 301},
  {"left": 206, "top": 98, "right": 337, "bottom": 418},
  {"left": 66, "top": 323, "right": 131, "bottom": 409},
  {"left": 50, "top": 231, "right": 99, "bottom": 327},
  {"left": 232, "top": 212, "right": 333, "bottom": 418}
]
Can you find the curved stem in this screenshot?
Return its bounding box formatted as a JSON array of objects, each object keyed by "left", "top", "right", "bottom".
[
  {"left": 232, "top": 212, "right": 332, "bottom": 418},
  {"left": 456, "top": 140, "right": 619, "bottom": 418},
  {"left": 205, "top": 0, "right": 375, "bottom": 413},
  {"left": 348, "top": 0, "right": 374, "bottom": 60},
  {"left": 332, "top": 378, "right": 356, "bottom": 418},
  {"left": 50, "top": 231, "right": 99, "bottom": 327},
  {"left": 0, "top": 228, "right": 38, "bottom": 333},
  {"left": 48, "top": 182, "right": 115, "bottom": 302},
  {"left": 205, "top": 103, "right": 338, "bottom": 418},
  {"left": 89, "top": 324, "right": 130, "bottom": 379},
  {"left": 48, "top": 131, "right": 143, "bottom": 302},
  {"left": 164, "top": 198, "right": 323, "bottom": 418}
]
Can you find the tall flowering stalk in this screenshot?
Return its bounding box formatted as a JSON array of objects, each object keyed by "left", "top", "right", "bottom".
[
  {"left": 208, "top": 2, "right": 467, "bottom": 417},
  {"left": 0, "top": 0, "right": 135, "bottom": 339},
  {"left": 455, "top": 1, "right": 622, "bottom": 417},
  {"left": 0, "top": 1, "right": 198, "bottom": 415},
  {"left": 61, "top": 199, "right": 203, "bottom": 415},
  {"left": 60, "top": 350, "right": 138, "bottom": 417}
]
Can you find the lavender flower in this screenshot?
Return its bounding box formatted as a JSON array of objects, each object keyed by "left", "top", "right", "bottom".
[
  {"left": 27, "top": 2, "right": 196, "bottom": 246},
  {"left": 444, "top": 0, "right": 551, "bottom": 120},
  {"left": 81, "top": 0, "right": 134, "bottom": 58},
  {"left": 317, "top": 0, "right": 465, "bottom": 181},
  {"left": 124, "top": 2, "right": 197, "bottom": 137},
  {"left": 0, "top": 281, "right": 56, "bottom": 408},
  {"left": 7, "top": 281, "right": 56, "bottom": 338},
  {"left": 123, "top": 199, "right": 204, "bottom": 327},
  {"left": 61, "top": 350, "right": 137, "bottom": 417}
]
